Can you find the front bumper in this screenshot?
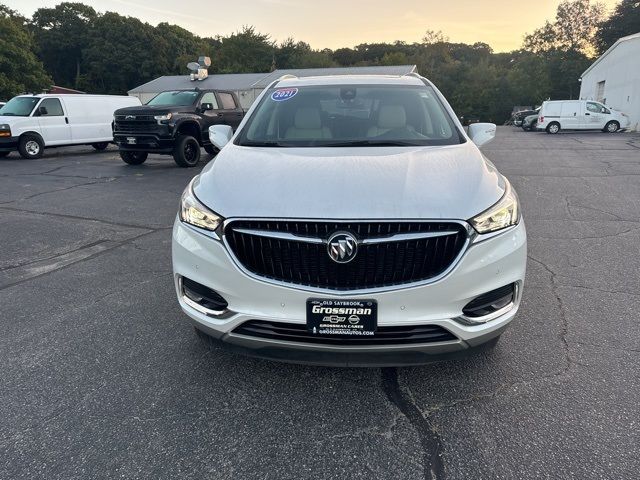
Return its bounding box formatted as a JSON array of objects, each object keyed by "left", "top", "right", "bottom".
[
  {"left": 172, "top": 219, "right": 527, "bottom": 366},
  {"left": 0, "top": 136, "right": 19, "bottom": 152},
  {"left": 113, "top": 132, "right": 175, "bottom": 154}
]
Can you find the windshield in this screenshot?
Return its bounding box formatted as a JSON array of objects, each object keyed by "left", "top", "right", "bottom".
[
  {"left": 236, "top": 84, "right": 463, "bottom": 147},
  {"left": 147, "top": 90, "right": 200, "bottom": 107},
  {"left": 0, "top": 97, "right": 40, "bottom": 116}
]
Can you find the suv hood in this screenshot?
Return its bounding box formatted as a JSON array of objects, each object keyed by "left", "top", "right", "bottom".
[
  {"left": 114, "top": 105, "right": 191, "bottom": 116},
  {"left": 195, "top": 142, "right": 504, "bottom": 220}
]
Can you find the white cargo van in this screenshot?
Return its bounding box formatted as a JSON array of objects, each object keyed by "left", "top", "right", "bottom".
[
  {"left": 0, "top": 94, "right": 141, "bottom": 159},
  {"left": 536, "top": 100, "right": 630, "bottom": 134}
]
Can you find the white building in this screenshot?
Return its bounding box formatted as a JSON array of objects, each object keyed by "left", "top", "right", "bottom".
[{"left": 580, "top": 32, "right": 640, "bottom": 131}]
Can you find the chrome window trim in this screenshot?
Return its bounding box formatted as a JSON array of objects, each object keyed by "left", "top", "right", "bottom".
[{"left": 221, "top": 218, "right": 475, "bottom": 295}]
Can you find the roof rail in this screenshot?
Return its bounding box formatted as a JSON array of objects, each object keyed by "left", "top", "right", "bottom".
[
  {"left": 403, "top": 72, "right": 422, "bottom": 79},
  {"left": 271, "top": 74, "right": 299, "bottom": 88}
]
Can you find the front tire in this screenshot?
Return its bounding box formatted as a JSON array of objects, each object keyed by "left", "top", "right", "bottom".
[
  {"left": 173, "top": 135, "right": 201, "bottom": 168},
  {"left": 120, "top": 151, "right": 148, "bottom": 165},
  {"left": 546, "top": 122, "right": 560, "bottom": 134},
  {"left": 604, "top": 121, "right": 619, "bottom": 133},
  {"left": 92, "top": 142, "right": 109, "bottom": 151},
  {"left": 18, "top": 134, "right": 44, "bottom": 159}
]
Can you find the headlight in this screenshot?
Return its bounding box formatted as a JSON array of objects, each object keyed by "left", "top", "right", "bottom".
[
  {"left": 179, "top": 179, "right": 223, "bottom": 232},
  {"left": 154, "top": 113, "right": 172, "bottom": 122},
  {"left": 470, "top": 180, "right": 520, "bottom": 234}
]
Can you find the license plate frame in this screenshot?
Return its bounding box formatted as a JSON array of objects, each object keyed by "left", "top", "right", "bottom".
[{"left": 306, "top": 298, "right": 377, "bottom": 337}]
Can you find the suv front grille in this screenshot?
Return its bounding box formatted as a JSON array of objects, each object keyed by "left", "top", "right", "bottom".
[
  {"left": 233, "top": 320, "right": 457, "bottom": 345},
  {"left": 225, "top": 220, "right": 468, "bottom": 290}
]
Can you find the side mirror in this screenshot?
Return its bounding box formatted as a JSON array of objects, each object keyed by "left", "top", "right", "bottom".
[
  {"left": 468, "top": 122, "right": 496, "bottom": 147},
  {"left": 201, "top": 103, "right": 214, "bottom": 112},
  {"left": 209, "top": 124, "right": 233, "bottom": 150}
]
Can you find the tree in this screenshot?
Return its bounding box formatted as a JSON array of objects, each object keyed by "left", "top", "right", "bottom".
[
  {"left": 155, "top": 23, "right": 213, "bottom": 74},
  {"left": 380, "top": 51, "right": 409, "bottom": 65},
  {"left": 0, "top": 4, "right": 26, "bottom": 23},
  {"left": 78, "top": 12, "right": 170, "bottom": 94},
  {"left": 596, "top": 0, "right": 640, "bottom": 53},
  {"left": 0, "top": 10, "right": 51, "bottom": 99},
  {"left": 332, "top": 47, "right": 359, "bottom": 66},
  {"left": 31, "top": 2, "right": 97, "bottom": 89},
  {"left": 523, "top": 0, "right": 605, "bottom": 56},
  {"left": 216, "top": 26, "right": 274, "bottom": 73},
  {"left": 422, "top": 30, "right": 449, "bottom": 45}
]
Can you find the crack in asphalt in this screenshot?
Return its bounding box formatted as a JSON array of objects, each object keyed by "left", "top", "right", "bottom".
[
  {"left": 0, "top": 177, "right": 117, "bottom": 205},
  {"left": 0, "top": 240, "right": 109, "bottom": 271},
  {"left": 565, "top": 196, "right": 636, "bottom": 222},
  {"left": 534, "top": 225, "right": 640, "bottom": 240},
  {"left": 526, "top": 255, "right": 572, "bottom": 375},
  {"left": 0, "top": 229, "right": 161, "bottom": 291},
  {"left": 381, "top": 368, "right": 445, "bottom": 480},
  {"left": 0, "top": 205, "right": 171, "bottom": 231}
]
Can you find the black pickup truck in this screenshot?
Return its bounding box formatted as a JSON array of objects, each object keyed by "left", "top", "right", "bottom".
[{"left": 113, "top": 89, "right": 244, "bottom": 167}]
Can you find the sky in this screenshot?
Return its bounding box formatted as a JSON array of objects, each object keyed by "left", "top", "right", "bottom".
[{"left": 5, "top": 0, "right": 619, "bottom": 52}]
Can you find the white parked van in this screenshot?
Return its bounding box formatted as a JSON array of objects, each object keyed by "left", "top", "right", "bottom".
[
  {"left": 0, "top": 94, "right": 141, "bottom": 159},
  {"left": 536, "top": 100, "right": 630, "bottom": 134}
]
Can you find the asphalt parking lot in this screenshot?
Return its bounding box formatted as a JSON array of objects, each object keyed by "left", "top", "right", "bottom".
[{"left": 1, "top": 126, "right": 639, "bottom": 479}]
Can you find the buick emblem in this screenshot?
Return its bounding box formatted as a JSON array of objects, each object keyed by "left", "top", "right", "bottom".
[
  {"left": 327, "top": 232, "right": 358, "bottom": 264},
  {"left": 125, "top": 115, "right": 136, "bottom": 120}
]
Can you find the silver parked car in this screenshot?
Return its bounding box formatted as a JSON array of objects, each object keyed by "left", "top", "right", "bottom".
[{"left": 172, "top": 74, "right": 527, "bottom": 366}]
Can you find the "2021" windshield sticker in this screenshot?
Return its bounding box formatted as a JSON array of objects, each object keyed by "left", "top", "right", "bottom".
[{"left": 271, "top": 88, "right": 298, "bottom": 101}]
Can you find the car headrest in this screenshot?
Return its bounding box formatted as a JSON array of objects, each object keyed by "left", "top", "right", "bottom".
[
  {"left": 294, "top": 107, "right": 322, "bottom": 129},
  {"left": 378, "top": 105, "right": 406, "bottom": 129}
]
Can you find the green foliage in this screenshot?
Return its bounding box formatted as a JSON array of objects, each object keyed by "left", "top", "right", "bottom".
[
  {"left": 215, "top": 26, "right": 274, "bottom": 73},
  {"left": 78, "top": 12, "right": 171, "bottom": 94},
  {"left": 523, "top": 0, "right": 605, "bottom": 55},
  {"left": 31, "top": 2, "right": 97, "bottom": 89},
  {"left": 0, "top": 11, "right": 51, "bottom": 99},
  {"left": 596, "top": 0, "right": 640, "bottom": 53},
  {"left": 155, "top": 23, "right": 214, "bottom": 74}
]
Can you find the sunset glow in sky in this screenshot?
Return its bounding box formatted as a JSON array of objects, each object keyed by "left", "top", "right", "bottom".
[{"left": 6, "top": 0, "right": 619, "bottom": 52}]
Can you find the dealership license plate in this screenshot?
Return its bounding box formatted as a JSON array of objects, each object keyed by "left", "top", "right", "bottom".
[
  {"left": 126, "top": 137, "right": 137, "bottom": 144},
  {"left": 307, "top": 299, "right": 377, "bottom": 336}
]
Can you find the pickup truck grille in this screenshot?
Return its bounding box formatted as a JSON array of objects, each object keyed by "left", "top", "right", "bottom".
[
  {"left": 225, "top": 220, "right": 469, "bottom": 291},
  {"left": 113, "top": 115, "right": 157, "bottom": 133}
]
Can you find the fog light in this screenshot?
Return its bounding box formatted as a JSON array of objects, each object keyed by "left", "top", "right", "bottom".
[
  {"left": 457, "top": 283, "right": 518, "bottom": 325},
  {"left": 180, "top": 276, "right": 228, "bottom": 316}
]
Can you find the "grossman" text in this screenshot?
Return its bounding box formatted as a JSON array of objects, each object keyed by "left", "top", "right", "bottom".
[{"left": 311, "top": 306, "right": 372, "bottom": 315}]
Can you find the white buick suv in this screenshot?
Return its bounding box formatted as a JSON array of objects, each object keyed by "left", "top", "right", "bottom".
[{"left": 172, "top": 74, "right": 527, "bottom": 366}]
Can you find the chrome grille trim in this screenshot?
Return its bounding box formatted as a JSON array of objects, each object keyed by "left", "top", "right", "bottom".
[{"left": 222, "top": 219, "right": 473, "bottom": 294}]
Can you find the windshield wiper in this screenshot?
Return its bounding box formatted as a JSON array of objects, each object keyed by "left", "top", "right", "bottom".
[
  {"left": 320, "top": 140, "right": 425, "bottom": 147},
  {"left": 239, "top": 140, "right": 292, "bottom": 147}
]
